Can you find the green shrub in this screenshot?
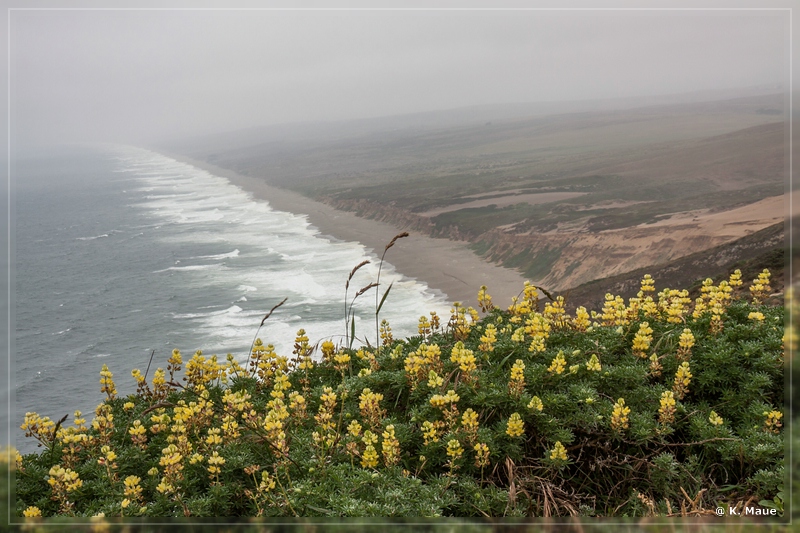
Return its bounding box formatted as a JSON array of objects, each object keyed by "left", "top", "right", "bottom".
[{"left": 13, "top": 270, "right": 787, "bottom": 518}]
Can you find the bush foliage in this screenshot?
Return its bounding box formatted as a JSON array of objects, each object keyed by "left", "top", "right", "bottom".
[{"left": 12, "top": 268, "right": 786, "bottom": 518}]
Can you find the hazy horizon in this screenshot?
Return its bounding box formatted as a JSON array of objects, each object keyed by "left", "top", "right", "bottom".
[{"left": 8, "top": 8, "right": 791, "bottom": 151}]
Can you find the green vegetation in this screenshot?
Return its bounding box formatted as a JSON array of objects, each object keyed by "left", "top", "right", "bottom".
[{"left": 11, "top": 265, "right": 788, "bottom": 521}]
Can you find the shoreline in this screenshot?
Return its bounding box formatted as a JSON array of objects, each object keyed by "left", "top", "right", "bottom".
[{"left": 160, "top": 150, "right": 530, "bottom": 310}]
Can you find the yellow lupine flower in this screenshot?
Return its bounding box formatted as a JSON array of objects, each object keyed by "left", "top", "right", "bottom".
[
  {"left": 446, "top": 439, "right": 464, "bottom": 461},
  {"left": 632, "top": 322, "right": 653, "bottom": 358},
  {"left": 418, "top": 315, "right": 432, "bottom": 337},
  {"left": 207, "top": 450, "right": 226, "bottom": 477},
  {"left": 427, "top": 370, "right": 444, "bottom": 389},
  {"left": 708, "top": 411, "right": 723, "bottom": 426},
  {"left": 678, "top": 329, "right": 695, "bottom": 349},
  {"left": 347, "top": 420, "right": 362, "bottom": 438},
  {"left": 381, "top": 425, "right": 400, "bottom": 467},
  {"left": 506, "top": 413, "right": 524, "bottom": 437},
  {"left": 658, "top": 390, "right": 676, "bottom": 425},
  {"left": 640, "top": 274, "right": 655, "bottom": 294},
  {"left": 259, "top": 471, "right": 276, "bottom": 492},
  {"left": 361, "top": 444, "right": 379, "bottom": 468},
  {"left": 320, "top": 340, "right": 335, "bottom": 362},
  {"left": 764, "top": 410, "right": 782, "bottom": 433},
  {"left": 477, "top": 285, "right": 494, "bottom": 312},
  {"left": 99, "top": 364, "right": 117, "bottom": 399},
  {"left": 548, "top": 351, "right": 567, "bottom": 375},
  {"left": 550, "top": 441, "right": 568, "bottom": 462},
  {"left": 461, "top": 408, "right": 479, "bottom": 433},
  {"left": 610, "top": 398, "right": 630, "bottom": 431},
  {"left": 750, "top": 269, "right": 772, "bottom": 304},
  {"left": 479, "top": 323, "right": 497, "bottom": 352},
  {"left": 509, "top": 359, "right": 526, "bottom": 395},
  {"left": 586, "top": 354, "right": 601, "bottom": 372},
  {"left": 677, "top": 328, "right": 695, "bottom": 361},
  {"left": 528, "top": 396, "right": 544, "bottom": 412},
  {"left": 421, "top": 420, "right": 440, "bottom": 444},
  {"left": 673, "top": 362, "right": 692, "bottom": 400},
  {"left": 474, "top": 442, "right": 490, "bottom": 468},
  {"left": 380, "top": 319, "right": 393, "bottom": 346},
  {"left": 23, "top": 506, "right": 42, "bottom": 517},
  {"left": 573, "top": 306, "right": 590, "bottom": 331},
  {"left": 450, "top": 341, "right": 477, "bottom": 374}
]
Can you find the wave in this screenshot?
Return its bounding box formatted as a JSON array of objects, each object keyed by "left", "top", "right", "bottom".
[
  {"left": 114, "top": 146, "right": 452, "bottom": 356},
  {"left": 77, "top": 234, "right": 108, "bottom": 241},
  {"left": 195, "top": 249, "right": 240, "bottom": 260},
  {"left": 153, "top": 263, "right": 224, "bottom": 273}
]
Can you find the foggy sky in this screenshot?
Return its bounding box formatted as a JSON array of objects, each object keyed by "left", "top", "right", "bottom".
[{"left": 7, "top": 5, "right": 792, "bottom": 149}]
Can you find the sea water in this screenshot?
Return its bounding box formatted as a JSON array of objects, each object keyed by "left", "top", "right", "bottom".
[{"left": 13, "top": 145, "right": 450, "bottom": 452}]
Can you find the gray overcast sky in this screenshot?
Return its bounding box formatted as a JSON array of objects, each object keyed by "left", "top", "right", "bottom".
[{"left": 5, "top": 3, "right": 793, "bottom": 149}]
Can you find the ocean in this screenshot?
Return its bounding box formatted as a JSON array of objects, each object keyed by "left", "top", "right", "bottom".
[{"left": 13, "top": 144, "right": 450, "bottom": 453}]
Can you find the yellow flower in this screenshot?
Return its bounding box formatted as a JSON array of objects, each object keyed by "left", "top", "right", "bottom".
[
  {"left": 347, "top": 420, "right": 363, "bottom": 438},
  {"left": 446, "top": 439, "right": 464, "bottom": 461},
  {"left": 677, "top": 328, "right": 693, "bottom": 346},
  {"left": 750, "top": 269, "right": 772, "bottom": 304},
  {"left": 506, "top": 412, "right": 524, "bottom": 438},
  {"left": 658, "top": 390, "right": 676, "bottom": 425},
  {"left": 675, "top": 328, "right": 695, "bottom": 361},
  {"left": 509, "top": 359, "right": 526, "bottom": 395},
  {"left": 381, "top": 424, "right": 401, "bottom": 467},
  {"left": 764, "top": 410, "right": 782, "bottom": 433},
  {"left": 673, "top": 362, "right": 692, "bottom": 400},
  {"left": 573, "top": 306, "right": 590, "bottom": 331},
  {"left": 207, "top": 450, "right": 226, "bottom": 477},
  {"left": 379, "top": 319, "right": 394, "bottom": 346},
  {"left": 450, "top": 341, "right": 477, "bottom": 374},
  {"left": 586, "top": 354, "right": 601, "bottom": 372},
  {"left": 549, "top": 441, "right": 568, "bottom": 462},
  {"left": 461, "top": 408, "right": 479, "bottom": 434},
  {"left": 320, "top": 340, "right": 335, "bottom": 362},
  {"left": 421, "top": 420, "right": 443, "bottom": 445},
  {"left": 748, "top": 312, "right": 765, "bottom": 321},
  {"left": 547, "top": 351, "right": 567, "bottom": 375},
  {"left": 259, "top": 471, "right": 276, "bottom": 492},
  {"left": 477, "top": 285, "right": 494, "bottom": 312},
  {"left": 610, "top": 398, "right": 630, "bottom": 431},
  {"left": 23, "top": 506, "right": 42, "bottom": 517},
  {"left": 527, "top": 396, "right": 544, "bottom": 412},
  {"left": 99, "top": 364, "right": 117, "bottom": 399},
  {"left": 418, "top": 315, "right": 431, "bottom": 337},
  {"left": 632, "top": 322, "right": 653, "bottom": 358},
  {"left": 474, "top": 442, "right": 490, "bottom": 468},
  {"left": 708, "top": 411, "right": 724, "bottom": 426},
  {"left": 361, "top": 444, "right": 379, "bottom": 468},
  {"left": 479, "top": 323, "right": 497, "bottom": 352},
  {"left": 640, "top": 274, "right": 655, "bottom": 294}
]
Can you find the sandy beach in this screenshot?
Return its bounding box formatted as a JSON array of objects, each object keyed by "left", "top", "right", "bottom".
[{"left": 163, "top": 152, "right": 530, "bottom": 310}]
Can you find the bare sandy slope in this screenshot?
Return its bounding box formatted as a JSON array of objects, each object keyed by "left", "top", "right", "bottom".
[
  {"left": 537, "top": 195, "right": 785, "bottom": 290},
  {"left": 164, "top": 153, "right": 530, "bottom": 309}
]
